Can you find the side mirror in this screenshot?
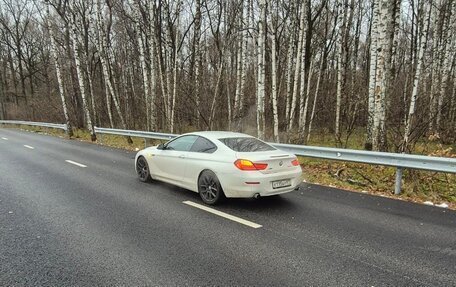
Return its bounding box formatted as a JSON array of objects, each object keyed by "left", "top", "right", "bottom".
[{"left": 157, "top": 143, "right": 165, "bottom": 150}]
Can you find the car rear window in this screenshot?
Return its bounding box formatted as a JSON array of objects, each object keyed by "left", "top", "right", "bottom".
[{"left": 219, "top": 137, "right": 275, "bottom": 152}]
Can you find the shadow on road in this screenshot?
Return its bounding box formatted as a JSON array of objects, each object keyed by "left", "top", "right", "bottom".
[{"left": 147, "top": 180, "right": 301, "bottom": 214}]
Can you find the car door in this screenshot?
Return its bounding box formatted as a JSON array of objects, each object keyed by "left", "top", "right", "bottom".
[
  {"left": 183, "top": 136, "right": 218, "bottom": 190},
  {"left": 153, "top": 135, "right": 198, "bottom": 184}
]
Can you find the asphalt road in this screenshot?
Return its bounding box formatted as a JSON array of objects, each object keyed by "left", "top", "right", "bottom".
[{"left": 1, "top": 128, "right": 455, "bottom": 286}]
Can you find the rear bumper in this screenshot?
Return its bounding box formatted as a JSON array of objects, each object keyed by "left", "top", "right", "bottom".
[{"left": 218, "top": 168, "right": 303, "bottom": 198}]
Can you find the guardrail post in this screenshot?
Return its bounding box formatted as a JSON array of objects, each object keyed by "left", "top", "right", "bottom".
[
  {"left": 144, "top": 138, "right": 147, "bottom": 148},
  {"left": 394, "top": 167, "right": 403, "bottom": 195}
]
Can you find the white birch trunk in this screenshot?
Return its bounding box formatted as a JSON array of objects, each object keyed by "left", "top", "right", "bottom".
[
  {"left": 299, "top": 58, "right": 314, "bottom": 139},
  {"left": 298, "top": 15, "right": 309, "bottom": 133},
  {"left": 234, "top": 2, "right": 243, "bottom": 115},
  {"left": 93, "top": 7, "right": 112, "bottom": 128},
  {"left": 391, "top": 0, "right": 402, "bottom": 70},
  {"left": 298, "top": 37, "right": 308, "bottom": 133},
  {"left": 403, "top": 2, "right": 432, "bottom": 150},
  {"left": 86, "top": 65, "right": 97, "bottom": 126},
  {"left": 47, "top": 3, "right": 72, "bottom": 137},
  {"left": 170, "top": 5, "right": 181, "bottom": 134},
  {"left": 194, "top": 48, "right": 201, "bottom": 128},
  {"left": 372, "top": 0, "right": 395, "bottom": 150},
  {"left": 366, "top": 0, "right": 379, "bottom": 149},
  {"left": 256, "top": 0, "right": 266, "bottom": 139},
  {"left": 148, "top": 2, "right": 157, "bottom": 131},
  {"left": 104, "top": 79, "right": 113, "bottom": 128},
  {"left": 436, "top": 1, "right": 455, "bottom": 132},
  {"left": 270, "top": 9, "right": 279, "bottom": 142},
  {"left": 372, "top": 0, "right": 386, "bottom": 150},
  {"left": 193, "top": 0, "right": 202, "bottom": 128},
  {"left": 170, "top": 53, "right": 178, "bottom": 133},
  {"left": 285, "top": 2, "right": 296, "bottom": 126},
  {"left": 236, "top": 0, "right": 251, "bottom": 132},
  {"left": 227, "top": 67, "right": 232, "bottom": 131},
  {"left": 378, "top": 0, "right": 398, "bottom": 150},
  {"left": 156, "top": 32, "right": 169, "bottom": 126},
  {"left": 335, "top": 44, "right": 343, "bottom": 142},
  {"left": 70, "top": 9, "right": 96, "bottom": 141},
  {"left": 307, "top": 53, "right": 324, "bottom": 143},
  {"left": 288, "top": 1, "right": 306, "bottom": 132},
  {"left": 335, "top": 0, "right": 346, "bottom": 143},
  {"left": 428, "top": 0, "right": 442, "bottom": 134},
  {"left": 166, "top": 55, "right": 173, "bottom": 127},
  {"left": 99, "top": 11, "right": 127, "bottom": 131},
  {"left": 133, "top": 3, "right": 151, "bottom": 130},
  {"left": 285, "top": 34, "right": 295, "bottom": 126},
  {"left": 165, "top": 7, "right": 173, "bottom": 127}
]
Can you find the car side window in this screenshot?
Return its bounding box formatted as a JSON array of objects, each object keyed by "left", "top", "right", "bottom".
[
  {"left": 190, "top": 137, "right": 217, "bottom": 153},
  {"left": 165, "top": 135, "right": 198, "bottom": 152}
]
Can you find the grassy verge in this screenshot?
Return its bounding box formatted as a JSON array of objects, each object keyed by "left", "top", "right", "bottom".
[
  {"left": 3, "top": 125, "right": 455, "bottom": 209},
  {"left": 301, "top": 129, "right": 455, "bottom": 209},
  {"left": 301, "top": 157, "right": 455, "bottom": 209}
]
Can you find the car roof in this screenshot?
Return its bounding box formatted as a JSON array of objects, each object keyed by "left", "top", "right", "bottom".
[{"left": 183, "top": 131, "right": 254, "bottom": 141}]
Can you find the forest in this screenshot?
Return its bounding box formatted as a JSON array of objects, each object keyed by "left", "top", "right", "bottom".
[{"left": 0, "top": 0, "right": 455, "bottom": 153}]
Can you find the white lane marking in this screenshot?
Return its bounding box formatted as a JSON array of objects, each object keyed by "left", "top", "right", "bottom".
[
  {"left": 65, "top": 160, "right": 87, "bottom": 168},
  {"left": 24, "top": 145, "right": 35, "bottom": 149},
  {"left": 1, "top": 137, "right": 8, "bottom": 140},
  {"left": 183, "top": 201, "right": 262, "bottom": 229}
]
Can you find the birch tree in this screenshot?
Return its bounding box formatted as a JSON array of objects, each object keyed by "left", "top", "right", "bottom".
[
  {"left": 403, "top": 1, "right": 432, "bottom": 151},
  {"left": 170, "top": 1, "right": 183, "bottom": 134},
  {"left": 69, "top": 1, "right": 96, "bottom": 141},
  {"left": 133, "top": 1, "right": 151, "bottom": 130},
  {"left": 298, "top": 1, "right": 310, "bottom": 135},
  {"left": 46, "top": 1, "right": 72, "bottom": 137},
  {"left": 365, "top": 0, "right": 379, "bottom": 150},
  {"left": 435, "top": 0, "right": 455, "bottom": 134},
  {"left": 335, "top": 0, "right": 347, "bottom": 144},
  {"left": 428, "top": 0, "right": 442, "bottom": 135},
  {"left": 256, "top": 0, "right": 266, "bottom": 139},
  {"left": 95, "top": 0, "right": 128, "bottom": 134},
  {"left": 269, "top": 0, "right": 279, "bottom": 142},
  {"left": 288, "top": 1, "right": 306, "bottom": 132},
  {"left": 236, "top": 0, "right": 251, "bottom": 132},
  {"left": 148, "top": 1, "right": 157, "bottom": 131},
  {"left": 193, "top": 0, "right": 202, "bottom": 128}
]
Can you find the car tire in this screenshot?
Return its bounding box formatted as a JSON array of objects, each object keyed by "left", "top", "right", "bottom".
[
  {"left": 198, "top": 170, "right": 225, "bottom": 205},
  {"left": 136, "top": 156, "right": 151, "bottom": 182}
]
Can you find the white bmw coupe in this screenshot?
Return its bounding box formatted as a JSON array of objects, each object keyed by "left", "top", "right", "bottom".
[{"left": 135, "top": 131, "right": 302, "bottom": 205}]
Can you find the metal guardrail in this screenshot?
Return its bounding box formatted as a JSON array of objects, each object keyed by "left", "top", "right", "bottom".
[
  {"left": 271, "top": 143, "right": 456, "bottom": 195},
  {"left": 94, "top": 127, "right": 177, "bottom": 142},
  {"left": 1, "top": 121, "right": 455, "bottom": 195},
  {"left": 0, "top": 120, "right": 67, "bottom": 131},
  {"left": 271, "top": 143, "right": 456, "bottom": 173}
]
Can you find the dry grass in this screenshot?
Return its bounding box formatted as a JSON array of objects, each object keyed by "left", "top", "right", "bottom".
[
  {"left": 300, "top": 157, "right": 455, "bottom": 209},
  {"left": 300, "top": 129, "right": 455, "bottom": 209}
]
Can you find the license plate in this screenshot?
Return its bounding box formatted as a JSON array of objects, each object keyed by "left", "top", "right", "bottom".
[{"left": 272, "top": 179, "right": 291, "bottom": 189}]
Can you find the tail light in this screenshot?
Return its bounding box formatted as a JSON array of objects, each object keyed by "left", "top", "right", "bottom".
[
  {"left": 234, "top": 159, "right": 268, "bottom": 171},
  {"left": 291, "top": 159, "right": 300, "bottom": 166}
]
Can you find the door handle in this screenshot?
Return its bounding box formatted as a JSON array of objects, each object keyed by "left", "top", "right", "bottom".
[{"left": 179, "top": 155, "right": 186, "bottom": 159}]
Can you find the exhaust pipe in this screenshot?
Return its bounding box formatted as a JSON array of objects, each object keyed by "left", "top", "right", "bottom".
[
  {"left": 253, "top": 193, "right": 261, "bottom": 199},
  {"left": 294, "top": 186, "right": 300, "bottom": 191}
]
